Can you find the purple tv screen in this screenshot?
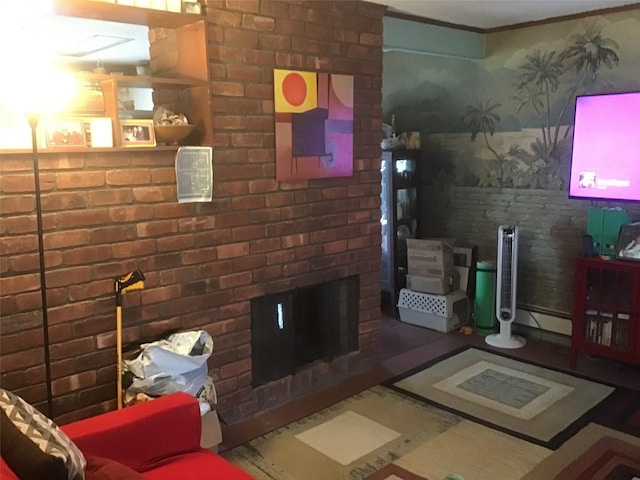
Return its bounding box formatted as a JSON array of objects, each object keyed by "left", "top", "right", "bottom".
[{"left": 569, "top": 92, "right": 640, "bottom": 202}]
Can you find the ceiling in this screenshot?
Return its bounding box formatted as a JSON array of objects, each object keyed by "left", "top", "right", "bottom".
[
  {"left": 369, "top": 0, "right": 639, "bottom": 30},
  {"left": 1, "top": 0, "right": 638, "bottom": 67}
]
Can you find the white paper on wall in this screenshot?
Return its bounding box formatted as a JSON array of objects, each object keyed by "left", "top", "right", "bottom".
[{"left": 175, "top": 146, "right": 213, "bottom": 203}]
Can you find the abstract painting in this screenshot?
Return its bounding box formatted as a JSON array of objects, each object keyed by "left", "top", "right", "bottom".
[{"left": 274, "top": 69, "right": 353, "bottom": 181}]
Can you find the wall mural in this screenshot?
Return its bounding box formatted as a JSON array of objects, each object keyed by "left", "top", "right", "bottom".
[
  {"left": 274, "top": 69, "right": 354, "bottom": 181},
  {"left": 383, "top": 13, "right": 640, "bottom": 190}
]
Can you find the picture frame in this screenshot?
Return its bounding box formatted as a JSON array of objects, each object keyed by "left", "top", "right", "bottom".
[
  {"left": 44, "top": 119, "right": 87, "bottom": 148},
  {"left": 82, "top": 117, "right": 113, "bottom": 148},
  {"left": 120, "top": 119, "right": 156, "bottom": 147},
  {"left": 453, "top": 246, "right": 476, "bottom": 267},
  {"left": 616, "top": 222, "right": 640, "bottom": 262}
]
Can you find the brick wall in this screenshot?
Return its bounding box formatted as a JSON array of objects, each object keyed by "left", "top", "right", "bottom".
[
  {"left": 420, "top": 186, "right": 640, "bottom": 314},
  {"left": 0, "top": 0, "right": 386, "bottom": 423}
]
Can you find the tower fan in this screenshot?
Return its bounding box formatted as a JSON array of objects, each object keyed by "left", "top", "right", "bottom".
[{"left": 486, "top": 225, "right": 526, "bottom": 349}]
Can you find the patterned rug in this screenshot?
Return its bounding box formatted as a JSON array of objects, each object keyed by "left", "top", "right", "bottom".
[
  {"left": 222, "top": 348, "right": 636, "bottom": 479},
  {"left": 522, "top": 423, "right": 640, "bottom": 480},
  {"left": 388, "top": 347, "right": 615, "bottom": 448},
  {"left": 222, "top": 385, "right": 551, "bottom": 480}
]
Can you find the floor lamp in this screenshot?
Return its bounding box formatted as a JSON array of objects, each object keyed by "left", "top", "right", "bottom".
[
  {"left": 17, "top": 67, "right": 76, "bottom": 419},
  {"left": 27, "top": 113, "right": 54, "bottom": 419}
]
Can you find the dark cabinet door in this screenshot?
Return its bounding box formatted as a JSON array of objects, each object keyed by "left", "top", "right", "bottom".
[{"left": 381, "top": 148, "right": 421, "bottom": 317}]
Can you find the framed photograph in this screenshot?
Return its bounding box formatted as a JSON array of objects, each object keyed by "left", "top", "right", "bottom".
[
  {"left": 616, "top": 222, "right": 640, "bottom": 262},
  {"left": 82, "top": 117, "right": 113, "bottom": 148},
  {"left": 45, "top": 119, "right": 86, "bottom": 147},
  {"left": 453, "top": 246, "right": 476, "bottom": 267},
  {"left": 120, "top": 119, "right": 156, "bottom": 147}
]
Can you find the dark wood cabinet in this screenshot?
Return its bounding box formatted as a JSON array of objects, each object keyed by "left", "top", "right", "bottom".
[
  {"left": 570, "top": 257, "right": 640, "bottom": 369},
  {"left": 380, "top": 148, "right": 420, "bottom": 317}
]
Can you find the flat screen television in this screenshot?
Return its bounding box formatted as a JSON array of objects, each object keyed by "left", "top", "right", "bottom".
[{"left": 568, "top": 91, "right": 640, "bottom": 202}]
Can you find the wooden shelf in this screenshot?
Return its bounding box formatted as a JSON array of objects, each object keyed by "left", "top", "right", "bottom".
[
  {"left": 3, "top": 146, "right": 181, "bottom": 155},
  {"left": 77, "top": 73, "right": 204, "bottom": 89},
  {"left": 53, "top": 0, "right": 204, "bottom": 29},
  {"left": 0, "top": 1, "right": 212, "bottom": 152}
]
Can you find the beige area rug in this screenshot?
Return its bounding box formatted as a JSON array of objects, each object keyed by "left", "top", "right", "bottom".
[
  {"left": 221, "top": 385, "right": 551, "bottom": 480},
  {"left": 390, "top": 347, "right": 614, "bottom": 448}
]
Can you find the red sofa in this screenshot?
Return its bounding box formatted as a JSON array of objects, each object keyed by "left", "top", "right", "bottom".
[{"left": 1, "top": 392, "right": 253, "bottom": 479}]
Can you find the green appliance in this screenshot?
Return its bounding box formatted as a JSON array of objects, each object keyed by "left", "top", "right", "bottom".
[
  {"left": 587, "top": 207, "right": 631, "bottom": 256},
  {"left": 474, "top": 260, "right": 497, "bottom": 336}
]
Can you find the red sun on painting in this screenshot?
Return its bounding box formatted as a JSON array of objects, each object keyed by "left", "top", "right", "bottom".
[{"left": 282, "top": 73, "right": 307, "bottom": 107}]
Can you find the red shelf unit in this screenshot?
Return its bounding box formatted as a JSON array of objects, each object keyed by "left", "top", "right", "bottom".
[{"left": 570, "top": 257, "right": 640, "bottom": 369}]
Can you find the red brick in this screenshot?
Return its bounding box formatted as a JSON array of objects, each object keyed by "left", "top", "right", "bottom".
[
  {"left": 217, "top": 242, "right": 250, "bottom": 259},
  {"left": 282, "top": 233, "right": 308, "bottom": 248},
  {"left": 151, "top": 167, "right": 176, "bottom": 184},
  {"left": 56, "top": 172, "right": 105, "bottom": 189},
  {"left": 136, "top": 220, "right": 178, "bottom": 237},
  {"left": 89, "top": 225, "right": 137, "bottom": 244},
  {"left": 106, "top": 169, "right": 150, "bottom": 186},
  {"left": 51, "top": 371, "right": 97, "bottom": 396},
  {"left": 68, "top": 279, "right": 113, "bottom": 301},
  {"left": 2, "top": 349, "right": 45, "bottom": 371},
  {"left": 9, "top": 253, "right": 40, "bottom": 272},
  {"left": 141, "top": 285, "right": 181, "bottom": 304},
  {"left": 87, "top": 188, "right": 133, "bottom": 207},
  {"left": 0, "top": 195, "right": 34, "bottom": 214},
  {"left": 227, "top": 64, "right": 261, "bottom": 82},
  {"left": 1, "top": 175, "right": 35, "bottom": 193},
  {"left": 157, "top": 235, "right": 195, "bottom": 252},
  {"left": 180, "top": 245, "right": 217, "bottom": 265},
  {"left": 109, "top": 205, "right": 155, "bottom": 223},
  {"left": 14, "top": 291, "right": 44, "bottom": 312},
  {"left": 207, "top": 8, "right": 242, "bottom": 28},
  {"left": 132, "top": 186, "right": 175, "bottom": 202},
  {"left": 44, "top": 229, "right": 90, "bottom": 249},
  {"left": 112, "top": 240, "right": 156, "bottom": 259},
  {"left": 4, "top": 215, "right": 36, "bottom": 234},
  {"left": 0, "top": 273, "right": 40, "bottom": 295},
  {"left": 42, "top": 192, "right": 87, "bottom": 212},
  {"left": 58, "top": 209, "right": 111, "bottom": 228},
  {"left": 232, "top": 254, "right": 266, "bottom": 271},
  {"left": 178, "top": 217, "right": 216, "bottom": 232},
  {"left": 63, "top": 245, "right": 112, "bottom": 265},
  {"left": 219, "top": 272, "right": 252, "bottom": 289},
  {"left": 248, "top": 179, "right": 278, "bottom": 194}
]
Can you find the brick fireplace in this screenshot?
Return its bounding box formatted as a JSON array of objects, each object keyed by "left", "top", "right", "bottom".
[{"left": 0, "top": 1, "right": 387, "bottom": 424}]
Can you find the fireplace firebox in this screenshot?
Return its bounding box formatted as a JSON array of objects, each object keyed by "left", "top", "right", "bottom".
[{"left": 251, "top": 276, "right": 359, "bottom": 387}]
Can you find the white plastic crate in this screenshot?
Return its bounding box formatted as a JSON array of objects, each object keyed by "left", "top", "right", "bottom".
[
  {"left": 397, "top": 289, "right": 470, "bottom": 333},
  {"left": 397, "top": 289, "right": 467, "bottom": 317}
]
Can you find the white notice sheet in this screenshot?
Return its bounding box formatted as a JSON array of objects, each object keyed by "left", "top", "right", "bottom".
[{"left": 175, "top": 146, "right": 213, "bottom": 203}]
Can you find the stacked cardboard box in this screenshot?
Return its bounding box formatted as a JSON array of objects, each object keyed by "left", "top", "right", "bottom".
[{"left": 406, "top": 238, "right": 459, "bottom": 295}]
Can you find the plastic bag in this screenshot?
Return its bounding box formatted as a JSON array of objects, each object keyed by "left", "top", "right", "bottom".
[{"left": 124, "top": 330, "right": 213, "bottom": 398}]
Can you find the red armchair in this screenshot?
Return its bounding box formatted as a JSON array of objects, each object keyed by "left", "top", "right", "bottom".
[{"left": 1, "top": 392, "right": 253, "bottom": 479}]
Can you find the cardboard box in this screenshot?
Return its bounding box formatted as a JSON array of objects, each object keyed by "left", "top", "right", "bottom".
[
  {"left": 407, "top": 238, "right": 454, "bottom": 277},
  {"left": 200, "top": 410, "right": 222, "bottom": 451},
  {"left": 406, "top": 269, "right": 459, "bottom": 295}
]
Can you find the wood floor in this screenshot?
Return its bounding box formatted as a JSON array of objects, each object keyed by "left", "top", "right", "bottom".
[{"left": 219, "top": 311, "right": 640, "bottom": 452}]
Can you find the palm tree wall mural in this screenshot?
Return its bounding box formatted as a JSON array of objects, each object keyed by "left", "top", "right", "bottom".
[
  {"left": 381, "top": 10, "right": 640, "bottom": 315},
  {"left": 459, "top": 22, "right": 622, "bottom": 190},
  {"left": 383, "top": 16, "right": 638, "bottom": 192}
]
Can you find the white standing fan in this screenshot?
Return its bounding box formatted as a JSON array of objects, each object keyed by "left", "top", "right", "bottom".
[{"left": 486, "top": 225, "right": 526, "bottom": 349}]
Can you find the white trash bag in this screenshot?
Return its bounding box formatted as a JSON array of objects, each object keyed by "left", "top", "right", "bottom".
[{"left": 124, "top": 330, "right": 213, "bottom": 398}]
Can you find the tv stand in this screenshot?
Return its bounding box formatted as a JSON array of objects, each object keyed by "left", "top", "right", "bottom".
[{"left": 570, "top": 257, "right": 640, "bottom": 369}]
